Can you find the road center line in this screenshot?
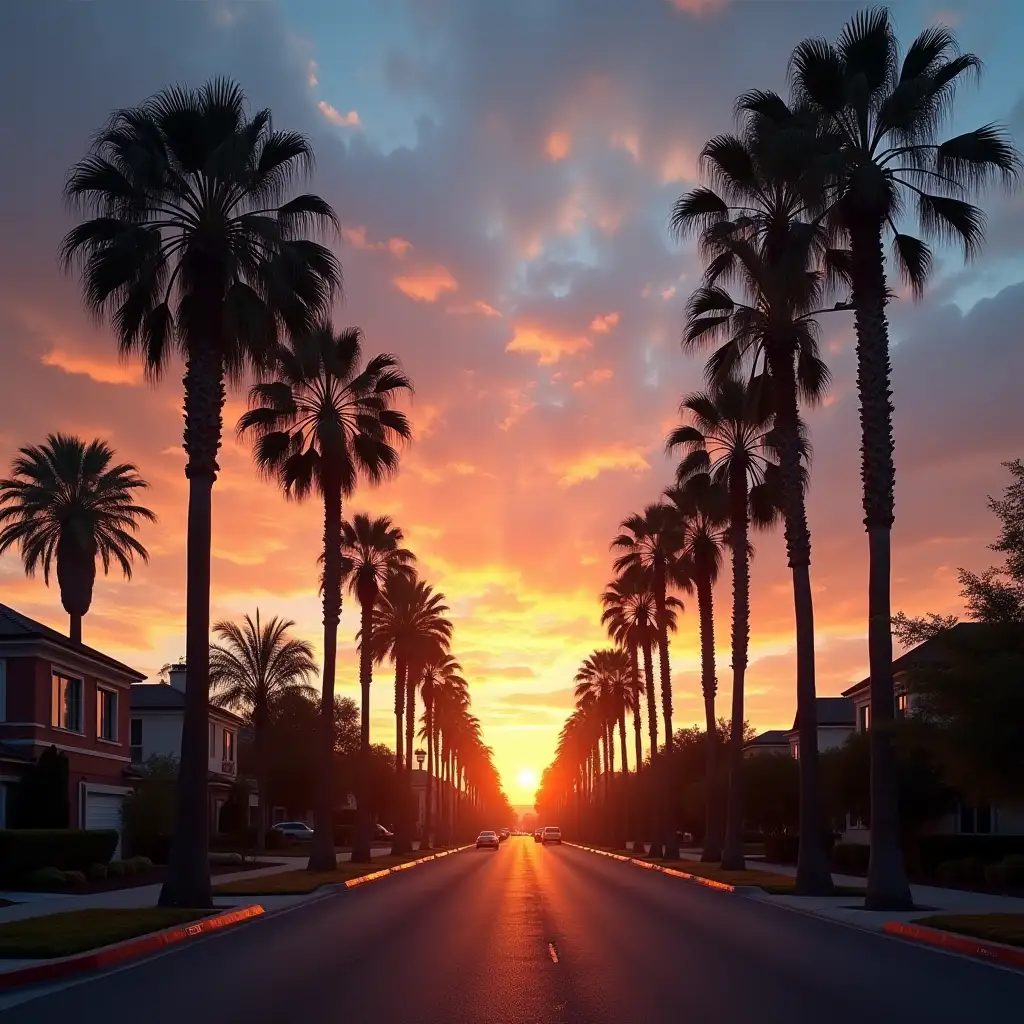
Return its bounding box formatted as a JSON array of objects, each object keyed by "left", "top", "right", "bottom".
[{"left": 548, "top": 941, "right": 559, "bottom": 964}]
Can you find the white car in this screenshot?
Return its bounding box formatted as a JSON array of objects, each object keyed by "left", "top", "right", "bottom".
[
  {"left": 476, "top": 831, "right": 500, "bottom": 849},
  {"left": 542, "top": 826, "right": 562, "bottom": 845},
  {"left": 271, "top": 821, "right": 315, "bottom": 842}
]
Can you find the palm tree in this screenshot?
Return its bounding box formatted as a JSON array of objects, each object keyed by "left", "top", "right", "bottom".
[
  {"left": 673, "top": 115, "right": 839, "bottom": 894},
  {"left": 372, "top": 574, "right": 452, "bottom": 853},
  {"left": 785, "top": 9, "right": 1021, "bottom": 910},
  {"left": 0, "top": 434, "right": 155, "bottom": 644},
  {"left": 574, "top": 651, "right": 617, "bottom": 811},
  {"left": 419, "top": 653, "right": 464, "bottom": 849},
  {"left": 613, "top": 507, "right": 691, "bottom": 859},
  {"left": 667, "top": 376, "right": 782, "bottom": 868},
  {"left": 238, "top": 326, "right": 411, "bottom": 871},
  {"left": 63, "top": 79, "right": 340, "bottom": 908},
  {"left": 209, "top": 611, "right": 317, "bottom": 849},
  {"left": 339, "top": 513, "right": 415, "bottom": 861}
]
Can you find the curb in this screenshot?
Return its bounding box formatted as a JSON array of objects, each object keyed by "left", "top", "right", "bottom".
[
  {"left": 0, "top": 905, "right": 264, "bottom": 992},
  {"left": 343, "top": 845, "right": 471, "bottom": 890},
  {"left": 567, "top": 842, "right": 738, "bottom": 892},
  {"left": 882, "top": 921, "right": 1024, "bottom": 971}
]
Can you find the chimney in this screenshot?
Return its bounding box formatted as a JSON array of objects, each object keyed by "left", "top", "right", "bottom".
[{"left": 168, "top": 663, "right": 187, "bottom": 693}]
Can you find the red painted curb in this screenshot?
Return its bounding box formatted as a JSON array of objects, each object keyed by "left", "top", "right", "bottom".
[
  {"left": 342, "top": 846, "right": 471, "bottom": 889},
  {"left": 568, "top": 842, "right": 738, "bottom": 892},
  {"left": 882, "top": 921, "right": 1024, "bottom": 970},
  {"left": 0, "top": 904, "right": 264, "bottom": 992}
]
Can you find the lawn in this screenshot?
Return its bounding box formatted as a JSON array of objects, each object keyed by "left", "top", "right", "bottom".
[
  {"left": 0, "top": 909, "right": 211, "bottom": 959},
  {"left": 642, "top": 860, "right": 865, "bottom": 895},
  {"left": 913, "top": 913, "right": 1024, "bottom": 948},
  {"left": 214, "top": 854, "right": 430, "bottom": 895}
]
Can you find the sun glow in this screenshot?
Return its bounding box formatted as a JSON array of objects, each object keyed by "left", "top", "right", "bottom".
[{"left": 517, "top": 768, "right": 539, "bottom": 791}]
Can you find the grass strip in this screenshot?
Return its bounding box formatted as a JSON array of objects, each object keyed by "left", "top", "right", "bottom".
[
  {"left": 213, "top": 853, "right": 433, "bottom": 895},
  {"left": 912, "top": 913, "right": 1024, "bottom": 948}
]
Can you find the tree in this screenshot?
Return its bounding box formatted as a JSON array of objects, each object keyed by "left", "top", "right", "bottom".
[
  {"left": 208, "top": 610, "right": 317, "bottom": 850},
  {"left": 673, "top": 109, "right": 839, "bottom": 894},
  {"left": 63, "top": 79, "right": 340, "bottom": 908},
  {"left": 613, "top": 506, "right": 691, "bottom": 859},
  {"left": 0, "top": 434, "right": 154, "bottom": 642},
  {"left": 238, "top": 325, "right": 411, "bottom": 872},
  {"left": 668, "top": 376, "right": 781, "bottom": 868},
  {"left": 787, "top": 8, "right": 1021, "bottom": 910},
  {"left": 418, "top": 653, "right": 464, "bottom": 848},
  {"left": 339, "top": 514, "right": 415, "bottom": 861}
]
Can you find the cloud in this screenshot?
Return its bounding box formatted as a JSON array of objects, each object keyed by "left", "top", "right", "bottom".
[
  {"left": 556, "top": 444, "right": 652, "bottom": 486},
  {"left": 393, "top": 265, "right": 459, "bottom": 302},
  {"left": 505, "top": 325, "right": 592, "bottom": 365},
  {"left": 589, "top": 311, "right": 620, "bottom": 333},
  {"left": 544, "top": 130, "right": 572, "bottom": 161},
  {"left": 316, "top": 101, "right": 360, "bottom": 127},
  {"left": 41, "top": 349, "right": 143, "bottom": 387},
  {"left": 447, "top": 299, "right": 502, "bottom": 317},
  {"left": 342, "top": 225, "right": 412, "bottom": 258},
  {"left": 572, "top": 367, "right": 614, "bottom": 389}
]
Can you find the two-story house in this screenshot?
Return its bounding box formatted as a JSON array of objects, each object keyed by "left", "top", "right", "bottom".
[
  {"left": 129, "top": 664, "right": 246, "bottom": 833},
  {"left": 786, "top": 697, "right": 855, "bottom": 759},
  {"left": 0, "top": 602, "right": 144, "bottom": 845},
  {"left": 742, "top": 730, "right": 791, "bottom": 758}
]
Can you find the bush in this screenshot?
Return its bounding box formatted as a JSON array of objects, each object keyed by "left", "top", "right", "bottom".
[
  {"left": 88, "top": 862, "right": 108, "bottom": 881},
  {"left": 129, "top": 835, "right": 172, "bottom": 864},
  {"left": 1000, "top": 854, "right": 1024, "bottom": 885},
  {"left": 62, "top": 869, "right": 86, "bottom": 886},
  {"left": 129, "top": 856, "right": 154, "bottom": 873},
  {"left": 208, "top": 852, "right": 244, "bottom": 866},
  {"left": 210, "top": 827, "right": 286, "bottom": 853},
  {"left": 936, "top": 860, "right": 963, "bottom": 886},
  {"left": 10, "top": 747, "right": 70, "bottom": 828},
  {"left": 0, "top": 830, "right": 118, "bottom": 883},
  {"left": 911, "top": 836, "right": 1024, "bottom": 874},
  {"left": 24, "top": 867, "right": 68, "bottom": 890},
  {"left": 106, "top": 860, "right": 128, "bottom": 879},
  {"left": 831, "top": 843, "right": 870, "bottom": 875},
  {"left": 962, "top": 856, "right": 986, "bottom": 885},
  {"left": 764, "top": 833, "right": 837, "bottom": 865}
]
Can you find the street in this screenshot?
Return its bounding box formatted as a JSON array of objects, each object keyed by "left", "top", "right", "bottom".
[{"left": 3, "top": 839, "right": 1023, "bottom": 1022}]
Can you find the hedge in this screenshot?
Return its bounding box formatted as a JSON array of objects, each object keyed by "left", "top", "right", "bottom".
[
  {"left": 764, "top": 832, "right": 838, "bottom": 865},
  {"left": 0, "top": 830, "right": 119, "bottom": 881},
  {"left": 911, "top": 835, "right": 1024, "bottom": 874}
]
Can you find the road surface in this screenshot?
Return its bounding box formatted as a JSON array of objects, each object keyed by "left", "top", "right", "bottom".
[{"left": 4, "top": 839, "right": 1023, "bottom": 1021}]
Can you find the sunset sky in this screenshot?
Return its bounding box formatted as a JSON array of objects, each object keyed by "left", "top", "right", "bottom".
[{"left": 2, "top": 1, "right": 1023, "bottom": 807}]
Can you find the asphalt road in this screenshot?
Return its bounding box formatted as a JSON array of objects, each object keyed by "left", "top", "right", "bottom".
[{"left": 4, "top": 839, "right": 1024, "bottom": 1022}]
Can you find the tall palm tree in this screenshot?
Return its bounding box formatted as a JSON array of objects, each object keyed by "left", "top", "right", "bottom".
[
  {"left": 339, "top": 513, "right": 415, "bottom": 861},
  {"left": 238, "top": 326, "right": 411, "bottom": 871},
  {"left": 574, "top": 651, "right": 617, "bottom": 811},
  {"left": 667, "top": 376, "right": 782, "bottom": 868},
  {"left": 673, "top": 113, "right": 839, "bottom": 894},
  {"left": 209, "top": 611, "right": 317, "bottom": 849},
  {"left": 0, "top": 434, "right": 155, "bottom": 643},
  {"left": 372, "top": 574, "right": 452, "bottom": 853},
  {"left": 785, "top": 9, "right": 1021, "bottom": 910},
  {"left": 419, "top": 653, "right": 464, "bottom": 849},
  {"left": 613, "top": 508, "right": 691, "bottom": 859},
  {"left": 63, "top": 79, "right": 340, "bottom": 908}
]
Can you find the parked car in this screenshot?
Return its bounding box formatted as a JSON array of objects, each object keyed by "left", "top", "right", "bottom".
[
  {"left": 476, "top": 831, "right": 499, "bottom": 849},
  {"left": 271, "top": 821, "right": 315, "bottom": 842},
  {"left": 542, "top": 826, "right": 561, "bottom": 845},
  {"left": 534, "top": 830, "right": 543, "bottom": 842},
  {"left": 375, "top": 824, "right": 394, "bottom": 841}
]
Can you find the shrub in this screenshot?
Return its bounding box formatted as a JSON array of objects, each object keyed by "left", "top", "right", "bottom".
[
  {"left": 208, "top": 852, "right": 244, "bottom": 866},
  {"left": 764, "top": 833, "right": 837, "bottom": 865},
  {"left": 88, "top": 862, "right": 108, "bottom": 881},
  {"left": 962, "top": 856, "right": 986, "bottom": 885},
  {"left": 0, "top": 830, "right": 118, "bottom": 882},
  {"left": 129, "top": 856, "right": 154, "bottom": 873},
  {"left": 62, "top": 869, "right": 86, "bottom": 886},
  {"left": 129, "top": 835, "right": 172, "bottom": 864},
  {"left": 831, "top": 843, "right": 870, "bottom": 875},
  {"left": 106, "top": 860, "right": 128, "bottom": 879},
  {"left": 1000, "top": 854, "right": 1024, "bottom": 885},
  {"left": 911, "top": 836, "right": 1024, "bottom": 874},
  {"left": 10, "top": 747, "right": 70, "bottom": 828},
  {"left": 936, "top": 860, "right": 963, "bottom": 886},
  {"left": 24, "top": 867, "right": 68, "bottom": 890},
  {"left": 984, "top": 862, "right": 1007, "bottom": 887}
]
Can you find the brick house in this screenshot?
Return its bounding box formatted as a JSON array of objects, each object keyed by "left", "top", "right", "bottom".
[{"left": 0, "top": 602, "right": 144, "bottom": 847}]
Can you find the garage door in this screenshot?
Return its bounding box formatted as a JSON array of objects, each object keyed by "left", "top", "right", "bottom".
[{"left": 85, "top": 792, "right": 124, "bottom": 858}]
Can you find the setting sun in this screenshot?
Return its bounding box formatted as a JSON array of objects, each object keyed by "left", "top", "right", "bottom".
[{"left": 517, "top": 768, "right": 539, "bottom": 791}]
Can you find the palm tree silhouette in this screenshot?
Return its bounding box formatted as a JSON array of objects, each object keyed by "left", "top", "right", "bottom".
[{"left": 0, "top": 434, "right": 155, "bottom": 644}]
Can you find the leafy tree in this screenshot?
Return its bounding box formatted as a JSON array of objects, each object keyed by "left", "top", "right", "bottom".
[
  {"left": 209, "top": 610, "right": 317, "bottom": 849},
  {"left": 743, "top": 753, "right": 800, "bottom": 837},
  {"left": 121, "top": 755, "right": 179, "bottom": 861},
  {"left": 0, "top": 434, "right": 154, "bottom": 642},
  {"left": 12, "top": 746, "right": 70, "bottom": 828},
  {"left": 238, "top": 326, "right": 411, "bottom": 871},
  {"left": 63, "top": 79, "right": 340, "bottom": 908}
]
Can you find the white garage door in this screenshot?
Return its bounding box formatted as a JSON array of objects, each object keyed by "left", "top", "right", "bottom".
[{"left": 85, "top": 792, "right": 124, "bottom": 858}]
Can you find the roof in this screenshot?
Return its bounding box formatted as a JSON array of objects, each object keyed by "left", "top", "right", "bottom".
[
  {"left": 744, "top": 729, "right": 790, "bottom": 748},
  {"left": 841, "top": 622, "right": 1024, "bottom": 696},
  {"left": 0, "top": 602, "right": 145, "bottom": 682},
  {"left": 790, "top": 696, "right": 854, "bottom": 731},
  {"left": 0, "top": 741, "right": 33, "bottom": 764},
  {"left": 130, "top": 683, "right": 245, "bottom": 724}
]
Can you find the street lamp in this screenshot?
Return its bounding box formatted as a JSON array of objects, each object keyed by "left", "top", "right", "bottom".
[{"left": 415, "top": 748, "right": 426, "bottom": 770}]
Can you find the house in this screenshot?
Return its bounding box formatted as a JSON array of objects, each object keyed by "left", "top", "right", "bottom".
[
  {"left": 129, "top": 664, "right": 247, "bottom": 833},
  {"left": 742, "top": 730, "right": 791, "bottom": 758},
  {"left": 787, "top": 697, "right": 855, "bottom": 758},
  {"left": 0, "top": 602, "right": 145, "bottom": 848},
  {"left": 841, "top": 623, "right": 1024, "bottom": 842}
]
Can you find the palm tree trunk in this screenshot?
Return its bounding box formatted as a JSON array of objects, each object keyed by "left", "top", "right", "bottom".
[
  {"left": 391, "top": 659, "right": 412, "bottom": 856},
  {"left": 641, "top": 638, "right": 661, "bottom": 858},
  {"left": 160, "top": 345, "right": 225, "bottom": 909},
  {"left": 405, "top": 664, "right": 418, "bottom": 842},
  {"left": 618, "top": 706, "right": 629, "bottom": 849},
  {"left": 423, "top": 700, "right": 434, "bottom": 849},
  {"left": 696, "top": 575, "right": 721, "bottom": 863},
  {"left": 255, "top": 715, "right": 269, "bottom": 853},
  {"left": 722, "top": 478, "right": 750, "bottom": 871},
  {"left": 394, "top": 659, "right": 406, "bottom": 774},
  {"left": 769, "top": 338, "right": 833, "bottom": 895},
  {"left": 69, "top": 613, "right": 82, "bottom": 644},
  {"left": 351, "top": 596, "right": 374, "bottom": 864},
  {"left": 654, "top": 569, "right": 679, "bottom": 860},
  {"left": 851, "top": 219, "right": 912, "bottom": 911}
]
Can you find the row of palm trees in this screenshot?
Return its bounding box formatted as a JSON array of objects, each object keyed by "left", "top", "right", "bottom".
[{"left": 540, "top": 8, "right": 1020, "bottom": 909}]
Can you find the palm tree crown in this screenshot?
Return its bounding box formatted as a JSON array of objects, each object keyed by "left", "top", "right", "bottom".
[{"left": 340, "top": 514, "right": 416, "bottom": 608}]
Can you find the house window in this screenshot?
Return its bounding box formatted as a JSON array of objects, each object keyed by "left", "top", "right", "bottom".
[
  {"left": 209, "top": 721, "right": 216, "bottom": 758},
  {"left": 51, "top": 672, "right": 83, "bottom": 733},
  {"left": 130, "top": 718, "right": 143, "bottom": 763},
  {"left": 858, "top": 704, "right": 870, "bottom": 731},
  {"left": 97, "top": 687, "right": 118, "bottom": 741},
  {"left": 223, "top": 729, "right": 235, "bottom": 763},
  {"left": 896, "top": 692, "right": 909, "bottom": 719},
  {"left": 0, "top": 659, "right": 6, "bottom": 722},
  {"left": 959, "top": 804, "right": 994, "bottom": 835}
]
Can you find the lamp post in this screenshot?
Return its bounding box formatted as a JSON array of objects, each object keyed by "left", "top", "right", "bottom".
[{"left": 415, "top": 748, "right": 426, "bottom": 770}]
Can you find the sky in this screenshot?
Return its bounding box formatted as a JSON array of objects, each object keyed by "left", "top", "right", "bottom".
[{"left": 1, "top": 0, "right": 1023, "bottom": 807}]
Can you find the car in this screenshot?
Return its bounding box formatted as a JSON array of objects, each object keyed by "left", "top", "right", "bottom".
[
  {"left": 499, "top": 829, "right": 510, "bottom": 841},
  {"left": 476, "top": 830, "right": 499, "bottom": 849},
  {"left": 541, "top": 826, "right": 561, "bottom": 845},
  {"left": 533, "top": 830, "right": 543, "bottom": 842},
  {"left": 375, "top": 824, "right": 394, "bottom": 841},
  {"left": 270, "top": 821, "right": 315, "bottom": 842}
]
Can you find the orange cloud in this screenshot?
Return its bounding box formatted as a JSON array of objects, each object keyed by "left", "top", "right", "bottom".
[
  {"left": 667, "top": 0, "right": 728, "bottom": 13},
  {"left": 317, "top": 101, "right": 361, "bottom": 127},
  {"left": 589, "top": 311, "right": 620, "bottom": 334},
  {"left": 306, "top": 60, "right": 319, "bottom": 88},
  {"left": 505, "top": 325, "right": 592, "bottom": 366},
  {"left": 393, "top": 265, "right": 459, "bottom": 302},
  {"left": 447, "top": 300, "right": 502, "bottom": 317},
  {"left": 41, "top": 349, "right": 143, "bottom": 386},
  {"left": 610, "top": 130, "right": 640, "bottom": 161},
  {"left": 342, "top": 225, "right": 412, "bottom": 258},
  {"left": 544, "top": 131, "right": 572, "bottom": 162},
  {"left": 572, "top": 368, "right": 614, "bottom": 390},
  {"left": 659, "top": 143, "right": 698, "bottom": 184},
  {"left": 661, "top": 285, "right": 677, "bottom": 300},
  {"left": 555, "top": 445, "right": 652, "bottom": 486},
  {"left": 498, "top": 386, "right": 536, "bottom": 431}
]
